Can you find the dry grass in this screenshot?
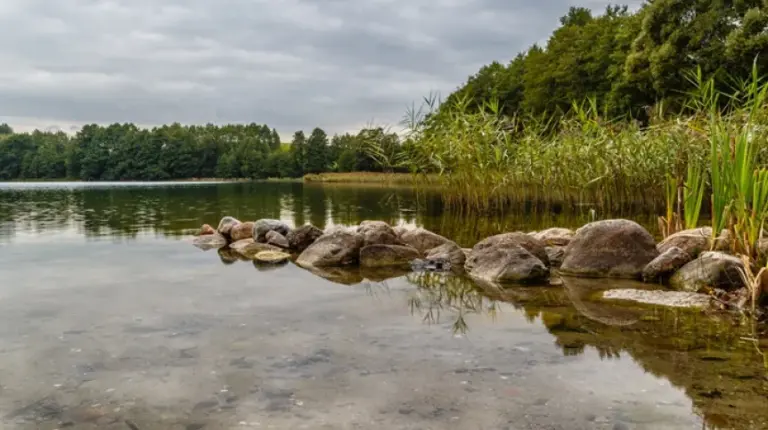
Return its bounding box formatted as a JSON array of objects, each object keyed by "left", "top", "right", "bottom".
[{"left": 303, "top": 172, "right": 437, "bottom": 184}]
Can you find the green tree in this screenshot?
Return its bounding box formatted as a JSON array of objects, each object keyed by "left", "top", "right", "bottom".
[
  {"left": 290, "top": 130, "right": 307, "bottom": 175},
  {"left": 305, "top": 127, "right": 329, "bottom": 174}
]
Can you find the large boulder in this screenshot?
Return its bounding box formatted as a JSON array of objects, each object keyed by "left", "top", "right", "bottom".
[
  {"left": 425, "top": 242, "right": 466, "bottom": 267},
  {"left": 359, "top": 244, "right": 421, "bottom": 268},
  {"left": 560, "top": 219, "right": 659, "bottom": 279},
  {"left": 400, "top": 228, "right": 452, "bottom": 254},
  {"left": 253, "top": 219, "right": 291, "bottom": 243},
  {"left": 357, "top": 220, "right": 402, "bottom": 246},
  {"left": 642, "top": 246, "right": 692, "bottom": 283},
  {"left": 545, "top": 246, "right": 566, "bottom": 269},
  {"left": 265, "top": 230, "right": 289, "bottom": 249},
  {"left": 230, "top": 221, "right": 255, "bottom": 242},
  {"left": 465, "top": 245, "right": 549, "bottom": 284},
  {"left": 192, "top": 233, "right": 228, "bottom": 250},
  {"left": 217, "top": 216, "right": 241, "bottom": 239},
  {"left": 530, "top": 228, "right": 574, "bottom": 246},
  {"left": 296, "top": 229, "right": 364, "bottom": 267},
  {"left": 287, "top": 224, "right": 323, "bottom": 251},
  {"left": 657, "top": 227, "right": 731, "bottom": 257},
  {"left": 469, "top": 232, "right": 549, "bottom": 268},
  {"left": 669, "top": 251, "right": 746, "bottom": 292}
]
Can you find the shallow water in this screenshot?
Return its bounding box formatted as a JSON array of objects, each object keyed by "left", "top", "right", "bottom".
[{"left": 0, "top": 182, "right": 766, "bottom": 430}]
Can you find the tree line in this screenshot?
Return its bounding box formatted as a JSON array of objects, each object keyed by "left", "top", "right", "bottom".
[
  {"left": 0, "top": 122, "right": 408, "bottom": 181},
  {"left": 445, "top": 1, "right": 768, "bottom": 120}
]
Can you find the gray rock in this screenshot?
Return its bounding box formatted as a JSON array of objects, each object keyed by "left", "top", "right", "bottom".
[
  {"left": 192, "top": 233, "right": 228, "bottom": 250},
  {"left": 469, "top": 232, "right": 549, "bottom": 268},
  {"left": 657, "top": 227, "right": 731, "bottom": 257},
  {"left": 230, "top": 221, "right": 255, "bottom": 242},
  {"left": 357, "top": 220, "right": 402, "bottom": 246},
  {"left": 530, "top": 228, "right": 575, "bottom": 246},
  {"left": 560, "top": 219, "right": 659, "bottom": 279},
  {"left": 287, "top": 224, "right": 323, "bottom": 252},
  {"left": 602, "top": 289, "right": 712, "bottom": 309},
  {"left": 425, "top": 242, "right": 466, "bottom": 267},
  {"left": 545, "top": 246, "right": 566, "bottom": 269},
  {"left": 216, "top": 216, "right": 241, "bottom": 238},
  {"left": 253, "top": 219, "right": 291, "bottom": 243},
  {"left": 393, "top": 225, "right": 409, "bottom": 239},
  {"left": 669, "top": 251, "right": 746, "bottom": 292},
  {"left": 359, "top": 244, "right": 421, "bottom": 268},
  {"left": 265, "top": 230, "right": 289, "bottom": 248},
  {"left": 642, "top": 246, "right": 692, "bottom": 283},
  {"left": 296, "top": 229, "right": 364, "bottom": 267},
  {"left": 400, "top": 228, "right": 452, "bottom": 253},
  {"left": 465, "top": 245, "right": 549, "bottom": 284}
]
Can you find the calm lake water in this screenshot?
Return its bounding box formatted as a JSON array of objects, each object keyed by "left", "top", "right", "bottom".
[{"left": 0, "top": 181, "right": 766, "bottom": 430}]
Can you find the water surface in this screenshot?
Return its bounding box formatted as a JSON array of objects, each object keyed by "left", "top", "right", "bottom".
[{"left": 0, "top": 182, "right": 766, "bottom": 430}]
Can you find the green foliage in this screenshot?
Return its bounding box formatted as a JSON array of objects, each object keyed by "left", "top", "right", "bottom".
[{"left": 305, "top": 127, "right": 329, "bottom": 174}]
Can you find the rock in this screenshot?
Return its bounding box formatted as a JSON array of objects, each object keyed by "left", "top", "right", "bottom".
[
  {"left": 198, "top": 224, "right": 216, "bottom": 236},
  {"left": 560, "top": 219, "right": 659, "bottom": 279},
  {"left": 642, "top": 246, "right": 692, "bottom": 283},
  {"left": 669, "top": 251, "right": 746, "bottom": 292},
  {"left": 265, "top": 230, "right": 289, "bottom": 248},
  {"left": 462, "top": 248, "right": 472, "bottom": 259},
  {"left": 254, "top": 250, "right": 291, "bottom": 264},
  {"left": 400, "top": 227, "right": 451, "bottom": 253},
  {"left": 411, "top": 258, "right": 452, "bottom": 272},
  {"left": 469, "top": 232, "right": 549, "bottom": 268},
  {"left": 465, "top": 245, "right": 549, "bottom": 284},
  {"left": 253, "top": 219, "right": 291, "bottom": 243},
  {"left": 230, "top": 221, "right": 255, "bottom": 242},
  {"left": 218, "top": 247, "right": 242, "bottom": 264},
  {"left": 545, "top": 246, "right": 566, "bottom": 269},
  {"left": 657, "top": 227, "right": 731, "bottom": 257},
  {"left": 231, "top": 240, "right": 282, "bottom": 259},
  {"left": 359, "top": 244, "right": 421, "bottom": 268},
  {"left": 602, "top": 289, "right": 712, "bottom": 309},
  {"left": 425, "top": 242, "right": 466, "bottom": 267},
  {"left": 192, "top": 233, "right": 228, "bottom": 250},
  {"left": 296, "top": 229, "right": 364, "bottom": 267},
  {"left": 531, "top": 228, "right": 574, "bottom": 246},
  {"left": 393, "top": 225, "right": 409, "bottom": 238},
  {"left": 287, "top": 224, "right": 323, "bottom": 251},
  {"left": 357, "top": 220, "right": 402, "bottom": 246},
  {"left": 217, "top": 216, "right": 241, "bottom": 238}
]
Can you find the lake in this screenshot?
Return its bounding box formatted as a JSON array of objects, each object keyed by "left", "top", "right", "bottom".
[{"left": 0, "top": 181, "right": 766, "bottom": 430}]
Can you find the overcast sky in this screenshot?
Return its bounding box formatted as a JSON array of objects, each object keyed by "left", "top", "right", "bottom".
[{"left": 0, "top": 0, "right": 641, "bottom": 139}]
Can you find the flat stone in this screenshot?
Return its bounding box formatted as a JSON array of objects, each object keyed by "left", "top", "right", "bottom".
[{"left": 602, "top": 289, "right": 712, "bottom": 309}]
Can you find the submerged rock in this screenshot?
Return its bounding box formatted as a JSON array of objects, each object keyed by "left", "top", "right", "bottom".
[
  {"left": 357, "top": 220, "right": 402, "bottom": 246},
  {"left": 296, "top": 229, "right": 364, "bottom": 267},
  {"left": 192, "top": 233, "right": 228, "bottom": 250},
  {"left": 425, "top": 242, "right": 466, "bottom": 267},
  {"left": 657, "top": 227, "right": 731, "bottom": 257},
  {"left": 669, "top": 251, "right": 746, "bottom": 292},
  {"left": 465, "top": 245, "right": 549, "bottom": 284},
  {"left": 560, "top": 219, "right": 659, "bottom": 279},
  {"left": 265, "top": 230, "right": 289, "bottom": 249},
  {"left": 530, "top": 228, "right": 575, "bottom": 246},
  {"left": 217, "top": 216, "right": 241, "bottom": 239},
  {"left": 198, "top": 224, "right": 216, "bottom": 236},
  {"left": 545, "top": 246, "right": 566, "bottom": 269},
  {"left": 400, "top": 227, "right": 452, "bottom": 253},
  {"left": 230, "top": 221, "right": 255, "bottom": 242},
  {"left": 254, "top": 250, "right": 291, "bottom": 264},
  {"left": 253, "top": 219, "right": 291, "bottom": 243},
  {"left": 602, "top": 289, "right": 712, "bottom": 309},
  {"left": 469, "top": 232, "right": 549, "bottom": 268},
  {"left": 642, "top": 246, "right": 692, "bottom": 283},
  {"left": 359, "top": 244, "right": 421, "bottom": 268},
  {"left": 231, "top": 240, "right": 282, "bottom": 259},
  {"left": 287, "top": 224, "right": 323, "bottom": 252}
]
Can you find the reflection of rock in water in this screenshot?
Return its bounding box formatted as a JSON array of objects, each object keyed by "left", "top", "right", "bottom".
[
  {"left": 252, "top": 259, "right": 290, "bottom": 272},
  {"left": 217, "top": 247, "right": 244, "bottom": 265},
  {"left": 360, "top": 266, "right": 411, "bottom": 282},
  {"left": 561, "top": 276, "right": 641, "bottom": 327},
  {"left": 299, "top": 265, "right": 364, "bottom": 285}
]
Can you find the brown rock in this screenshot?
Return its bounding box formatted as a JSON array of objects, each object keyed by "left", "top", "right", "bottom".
[
  {"left": 217, "top": 216, "right": 241, "bottom": 239},
  {"left": 530, "top": 228, "right": 575, "bottom": 246},
  {"left": 560, "top": 219, "right": 659, "bottom": 279},
  {"left": 465, "top": 245, "right": 549, "bottom": 284},
  {"left": 657, "top": 227, "right": 732, "bottom": 258},
  {"left": 265, "top": 230, "right": 289, "bottom": 248},
  {"left": 359, "top": 244, "right": 421, "bottom": 268},
  {"left": 469, "top": 232, "right": 549, "bottom": 268},
  {"left": 231, "top": 240, "right": 282, "bottom": 259},
  {"left": 230, "top": 221, "right": 255, "bottom": 242},
  {"left": 199, "top": 224, "right": 216, "bottom": 236},
  {"left": 642, "top": 246, "right": 692, "bottom": 283},
  {"left": 357, "top": 220, "right": 402, "bottom": 246},
  {"left": 425, "top": 242, "right": 466, "bottom": 267},
  {"left": 545, "top": 246, "right": 566, "bottom": 269},
  {"left": 400, "top": 228, "right": 452, "bottom": 253},
  {"left": 296, "top": 229, "right": 364, "bottom": 267},
  {"left": 192, "top": 233, "right": 228, "bottom": 250},
  {"left": 287, "top": 224, "right": 323, "bottom": 251}
]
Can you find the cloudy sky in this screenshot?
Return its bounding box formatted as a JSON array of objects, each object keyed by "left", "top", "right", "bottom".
[{"left": 0, "top": 0, "right": 641, "bottom": 138}]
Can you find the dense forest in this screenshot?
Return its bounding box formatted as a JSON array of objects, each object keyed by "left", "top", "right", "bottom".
[
  {"left": 1, "top": 0, "right": 766, "bottom": 181},
  {"left": 0, "top": 122, "right": 407, "bottom": 181}
]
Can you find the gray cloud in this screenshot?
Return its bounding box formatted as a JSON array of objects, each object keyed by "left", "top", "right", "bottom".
[{"left": 0, "top": 0, "right": 642, "bottom": 138}]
